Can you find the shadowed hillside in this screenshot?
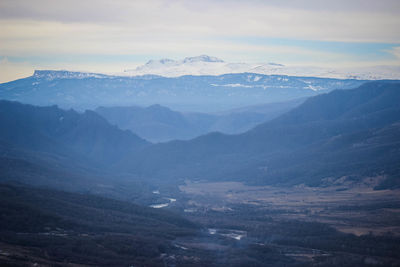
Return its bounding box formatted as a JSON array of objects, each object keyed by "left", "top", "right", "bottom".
[{"left": 95, "top": 99, "right": 304, "bottom": 142}]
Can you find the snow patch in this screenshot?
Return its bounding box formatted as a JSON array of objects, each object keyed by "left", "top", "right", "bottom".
[
  {"left": 211, "top": 83, "right": 253, "bottom": 88},
  {"left": 120, "top": 55, "right": 400, "bottom": 80}
]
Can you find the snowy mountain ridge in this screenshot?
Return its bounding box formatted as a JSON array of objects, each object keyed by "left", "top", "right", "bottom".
[
  {"left": 30, "top": 56, "right": 400, "bottom": 81},
  {"left": 122, "top": 55, "right": 400, "bottom": 80},
  {"left": 33, "top": 70, "right": 110, "bottom": 80}
]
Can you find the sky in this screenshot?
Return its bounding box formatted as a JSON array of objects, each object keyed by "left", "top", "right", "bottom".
[{"left": 1, "top": 0, "right": 400, "bottom": 83}]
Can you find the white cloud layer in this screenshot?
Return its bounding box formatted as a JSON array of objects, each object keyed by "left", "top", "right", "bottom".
[{"left": 1, "top": 0, "right": 399, "bottom": 43}]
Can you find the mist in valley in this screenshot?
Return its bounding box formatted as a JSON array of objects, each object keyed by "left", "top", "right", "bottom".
[{"left": 1, "top": 1, "right": 400, "bottom": 266}]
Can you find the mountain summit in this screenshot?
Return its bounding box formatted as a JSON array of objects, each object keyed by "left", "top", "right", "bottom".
[
  {"left": 142, "top": 55, "right": 224, "bottom": 67},
  {"left": 134, "top": 55, "right": 225, "bottom": 74},
  {"left": 123, "top": 55, "right": 400, "bottom": 80}
]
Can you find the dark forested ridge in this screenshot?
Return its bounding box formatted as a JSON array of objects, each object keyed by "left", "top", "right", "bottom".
[
  {"left": 0, "top": 100, "right": 151, "bottom": 196},
  {"left": 0, "top": 100, "right": 149, "bottom": 165}
]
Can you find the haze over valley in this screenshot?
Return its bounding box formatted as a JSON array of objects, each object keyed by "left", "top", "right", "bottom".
[{"left": 1, "top": 0, "right": 400, "bottom": 266}]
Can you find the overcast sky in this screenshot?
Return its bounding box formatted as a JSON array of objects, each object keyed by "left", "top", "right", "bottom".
[{"left": 1, "top": 0, "right": 400, "bottom": 82}]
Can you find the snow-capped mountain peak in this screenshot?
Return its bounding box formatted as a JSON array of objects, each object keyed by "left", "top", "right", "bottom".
[{"left": 122, "top": 56, "right": 400, "bottom": 80}]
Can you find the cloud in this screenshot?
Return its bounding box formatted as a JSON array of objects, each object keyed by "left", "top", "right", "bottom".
[
  {"left": 0, "top": 0, "right": 399, "bottom": 43},
  {"left": 387, "top": 46, "right": 400, "bottom": 60},
  {"left": 0, "top": 19, "right": 360, "bottom": 64}
]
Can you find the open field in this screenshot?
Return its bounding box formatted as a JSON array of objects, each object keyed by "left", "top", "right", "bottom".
[{"left": 179, "top": 179, "right": 400, "bottom": 236}]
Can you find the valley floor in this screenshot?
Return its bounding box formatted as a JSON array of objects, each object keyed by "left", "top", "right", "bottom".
[
  {"left": 178, "top": 179, "right": 400, "bottom": 236},
  {"left": 148, "top": 179, "right": 400, "bottom": 266}
]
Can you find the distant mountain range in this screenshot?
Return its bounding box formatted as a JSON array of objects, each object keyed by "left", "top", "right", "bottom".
[
  {"left": 121, "top": 55, "right": 400, "bottom": 80},
  {"left": 1, "top": 81, "right": 399, "bottom": 190},
  {"left": 0, "top": 70, "right": 365, "bottom": 111},
  {"left": 95, "top": 99, "right": 304, "bottom": 142}
]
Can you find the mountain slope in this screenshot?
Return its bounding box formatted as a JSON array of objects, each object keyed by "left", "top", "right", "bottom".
[
  {"left": 96, "top": 104, "right": 194, "bottom": 142},
  {"left": 0, "top": 100, "right": 149, "bottom": 164},
  {"left": 95, "top": 99, "right": 304, "bottom": 142},
  {"left": 122, "top": 81, "right": 400, "bottom": 187},
  {"left": 0, "top": 101, "right": 151, "bottom": 194}
]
